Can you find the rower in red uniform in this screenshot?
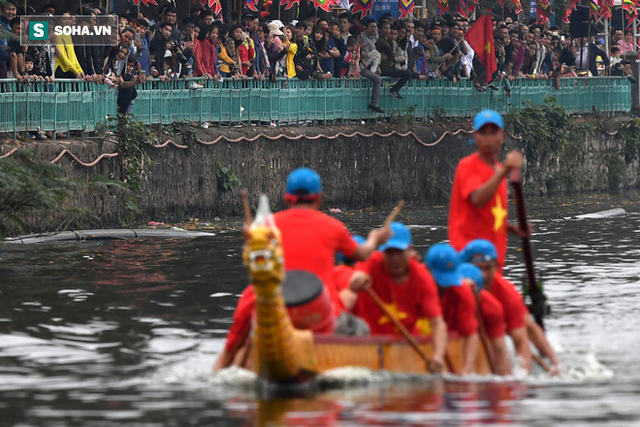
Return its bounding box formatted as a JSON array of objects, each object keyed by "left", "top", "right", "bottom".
[
  {"left": 348, "top": 222, "right": 448, "bottom": 374},
  {"left": 460, "top": 239, "right": 560, "bottom": 374},
  {"left": 333, "top": 235, "right": 366, "bottom": 314},
  {"left": 214, "top": 168, "right": 391, "bottom": 371},
  {"left": 458, "top": 262, "right": 512, "bottom": 376},
  {"left": 425, "top": 243, "right": 479, "bottom": 376},
  {"left": 448, "top": 109, "right": 529, "bottom": 270},
  {"left": 274, "top": 168, "right": 390, "bottom": 314}
]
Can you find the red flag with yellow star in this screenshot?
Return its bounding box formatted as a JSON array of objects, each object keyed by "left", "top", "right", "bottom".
[{"left": 465, "top": 14, "right": 496, "bottom": 84}]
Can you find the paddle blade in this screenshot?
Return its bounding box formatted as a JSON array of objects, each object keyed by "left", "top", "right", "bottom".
[{"left": 252, "top": 194, "right": 277, "bottom": 230}]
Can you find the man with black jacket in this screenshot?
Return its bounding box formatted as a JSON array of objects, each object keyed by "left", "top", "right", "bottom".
[
  {"left": 575, "top": 36, "right": 609, "bottom": 77},
  {"left": 149, "top": 21, "right": 175, "bottom": 81},
  {"left": 292, "top": 21, "right": 317, "bottom": 80}
]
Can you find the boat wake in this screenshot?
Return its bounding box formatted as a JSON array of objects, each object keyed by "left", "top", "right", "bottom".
[{"left": 145, "top": 332, "right": 613, "bottom": 390}]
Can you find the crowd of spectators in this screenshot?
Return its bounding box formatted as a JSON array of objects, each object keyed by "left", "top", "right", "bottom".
[{"left": 0, "top": 0, "right": 637, "bottom": 121}]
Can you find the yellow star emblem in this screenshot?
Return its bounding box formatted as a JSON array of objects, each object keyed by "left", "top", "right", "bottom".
[
  {"left": 491, "top": 197, "right": 508, "bottom": 232},
  {"left": 378, "top": 301, "right": 408, "bottom": 325},
  {"left": 485, "top": 41, "right": 491, "bottom": 54},
  {"left": 415, "top": 318, "right": 432, "bottom": 336}
]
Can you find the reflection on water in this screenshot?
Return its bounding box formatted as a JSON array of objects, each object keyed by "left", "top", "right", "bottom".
[{"left": 0, "top": 192, "right": 638, "bottom": 426}]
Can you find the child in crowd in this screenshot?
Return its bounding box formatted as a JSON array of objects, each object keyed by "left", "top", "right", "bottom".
[{"left": 342, "top": 35, "right": 359, "bottom": 77}]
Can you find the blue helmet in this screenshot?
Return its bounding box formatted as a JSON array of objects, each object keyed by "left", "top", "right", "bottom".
[
  {"left": 458, "top": 262, "right": 484, "bottom": 290},
  {"left": 425, "top": 243, "right": 461, "bottom": 287},
  {"left": 473, "top": 109, "right": 504, "bottom": 131},
  {"left": 459, "top": 239, "right": 498, "bottom": 263},
  {"left": 285, "top": 168, "right": 322, "bottom": 196},
  {"left": 379, "top": 222, "right": 412, "bottom": 252}
]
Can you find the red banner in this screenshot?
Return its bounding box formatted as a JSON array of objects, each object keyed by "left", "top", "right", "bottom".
[
  {"left": 437, "top": 0, "right": 449, "bottom": 15},
  {"left": 468, "top": 0, "right": 479, "bottom": 14},
  {"left": 311, "top": 0, "right": 337, "bottom": 12},
  {"left": 353, "top": 0, "right": 374, "bottom": 17},
  {"left": 456, "top": 0, "right": 467, "bottom": 18},
  {"left": 246, "top": 0, "right": 259, "bottom": 12},
  {"left": 508, "top": 0, "right": 522, "bottom": 14},
  {"left": 600, "top": 0, "right": 612, "bottom": 19},
  {"left": 399, "top": 0, "right": 415, "bottom": 18},
  {"left": 130, "top": 0, "right": 158, "bottom": 6}
]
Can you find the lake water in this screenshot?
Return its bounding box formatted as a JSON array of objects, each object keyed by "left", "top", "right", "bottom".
[{"left": 0, "top": 192, "right": 639, "bottom": 426}]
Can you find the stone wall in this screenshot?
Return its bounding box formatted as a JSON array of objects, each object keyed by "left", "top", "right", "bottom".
[{"left": 2, "top": 120, "right": 638, "bottom": 230}]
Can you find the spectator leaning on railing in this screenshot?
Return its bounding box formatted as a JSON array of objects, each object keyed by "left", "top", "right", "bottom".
[
  {"left": 54, "top": 11, "right": 84, "bottom": 79},
  {"left": 1, "top": 5, "right": 634, "bottom": 106},
  {"left": 136, "top": 19, "right": 152, "bottom": 75},
  {"left": 7, "top": 17, "right": 26, "bottom": 81},
  {"left": 75, "top": 16, "right": 104, "bottom": 83}
]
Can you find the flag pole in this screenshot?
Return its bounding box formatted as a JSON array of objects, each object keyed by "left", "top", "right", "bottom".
[
  {"left": 587, "top": 11, "right": 591, "bottom": 76},
  {"left": 634, "top": 10, "right": 638, "bottom": 53},
  {"left": 604, "top": 17, "right": 609, "bottom": 73}
]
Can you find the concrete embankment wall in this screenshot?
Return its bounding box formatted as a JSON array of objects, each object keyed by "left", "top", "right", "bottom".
[{"left": 2, "top": 121, "right": 638, "bottom": 229}]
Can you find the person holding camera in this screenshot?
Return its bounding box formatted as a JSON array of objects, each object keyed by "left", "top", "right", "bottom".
[{"left": 150, "top": 22, "right": 189, "bottom": 81}]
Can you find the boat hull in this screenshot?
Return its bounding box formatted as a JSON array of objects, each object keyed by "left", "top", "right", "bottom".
[{"left": 243, "top": 334, "right": 491, "bottom": 376}]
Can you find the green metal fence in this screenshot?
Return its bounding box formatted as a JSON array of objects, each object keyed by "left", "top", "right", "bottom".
[{"left": 0, "top": 77, "right": 631, "bottom": 135}]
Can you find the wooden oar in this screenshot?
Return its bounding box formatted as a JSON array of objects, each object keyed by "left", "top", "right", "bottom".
[
  {"left": 383, "top": 200, "right": 405, "bottom": 228},
  {"left": 241, "top": 189, "right": 252, "bottom": 224},
  {"left": 532, "top": 351, "right": 553, "bottom": 374},
  {"left": 508, "top": 168, "right": 547, "bottom": 330},
  {"left": 473, "top": 293, "right": 497, "bottom": 374},
  {"left": 369, "top": 200, "right": 437, "bottom": 372},
  {"left": 366, "top": 201, "right": 455, "bottom": 374},
  {"left": 365, "top": 287, "right": 434, "bottom": 373},
  {"left": 241, "top": 190, "right": 252, "bottom": 240}
]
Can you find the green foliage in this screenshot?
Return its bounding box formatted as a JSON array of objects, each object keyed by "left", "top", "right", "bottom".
[
  {"left": 88, "top": 173, "right": 129, "bottom": 194},
  {"left": 432, "top": 105, "right": 447, "bottom": 123},
  {"left": 607, "top": 151, "right": 625, "bottom": 191},
  {"left": 168, "top": 121, "right": 198, "bottom": 150},
  {"left": 216, "top": 163, "right": 241, "bottom": 192},
  {"left": 0, "top": 150, "right": 74, "bottom": 238},
  {"left": 391, "top": 105, "right": 417, "bottom": 128},
  {"left": 505, "top": 96, "right": 570, "bottom": 164},
  {"left": 109, "top": 114, "right": 158, "bottom": 192},
  {"left": 617, "top": 118, "right": 640, "bottom": 164},
  {"left": 505, "top": 97, "right": 588, "bottom": 194}
]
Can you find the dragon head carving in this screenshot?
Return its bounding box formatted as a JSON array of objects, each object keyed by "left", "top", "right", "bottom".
[{"left": 243, "top": 194, "right": 285, "bottom": 285}]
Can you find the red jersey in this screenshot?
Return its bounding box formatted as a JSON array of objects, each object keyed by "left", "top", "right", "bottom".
[
  {"left": 275, "top": 208, "right": 358, "bottom": 315},
  {"left": 224, "top": 286, "right": 256, "bottom": 352},
  {"left": 333, "top": 265, "right": 355, "bottom": 292},
  {"left": 449, "top": 152, "right": 509, "bottom": 268},
  {"left": 478, "top": 289, "right": 506, "bottom": 339},
  {"left": 489, "top": 274, "right": 527, "bottom": 333},
  {"left": 353, "top": 252, "right": 441, "bottom": 336},
  {"left": 440, "top": 284, "right": 478, "bottom": 337}
]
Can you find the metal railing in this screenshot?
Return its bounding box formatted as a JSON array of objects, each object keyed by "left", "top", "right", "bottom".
[{"left": 0, "top": 77, "right": 631, "bottom": 136}]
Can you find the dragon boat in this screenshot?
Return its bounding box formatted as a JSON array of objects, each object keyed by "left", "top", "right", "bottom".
[{"left": 240, "top": 195, "right": 492, "bottom": 384}]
